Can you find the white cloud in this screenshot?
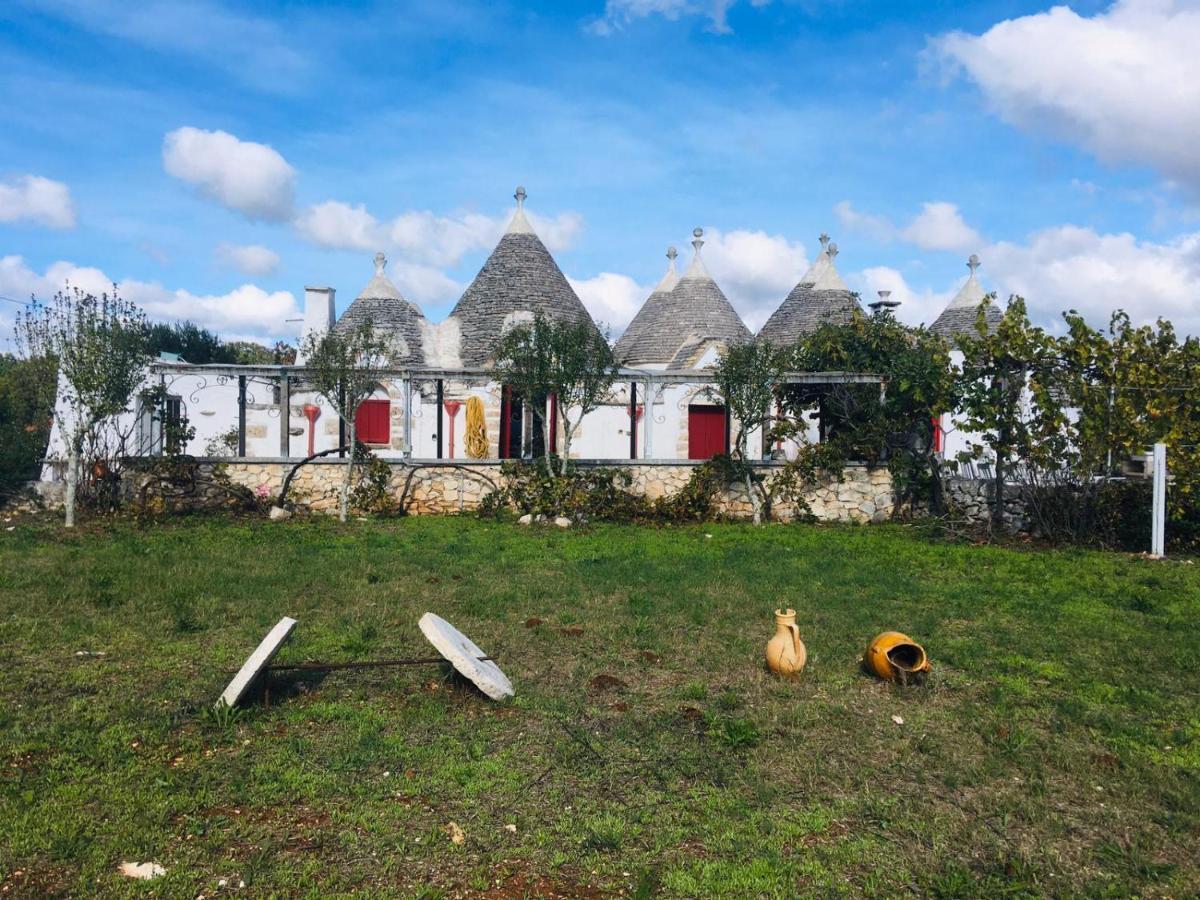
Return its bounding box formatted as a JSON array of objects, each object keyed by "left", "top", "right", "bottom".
[
  {"left": 589, "top": 0, "right": 769, "bottom": 35},
  {"left": 834, "top": 201, "right": 894, "bottom": 243},
  {"left": 295, "top": 200, "right": 584, "bottom": 262},
  {"left": 215, "top": 243, "right": 280, "bottom": 277},
  {"left": 294, "top": 200, "right": 379, "bottom": 251},
  {"left": 836, "top": 200, "right": 983, "bottom": 253},
  {"left": 900, "top": 202, "right": 982, "bottom": 252},
  {"left": 163, "top": 127, "right": 295, "bottom": 221},
  {"left": 843, "top": 225, "right": 1200, "bottom": 337},
  {"left": 983, "top": 225, "right": 1200, "bottom": 334},
  {"left": 568, "top": 272, "right": 649, "bottom": 334},
  {"left": 0, "top": 255, "right": 298, "bottom": 342},
  {"left": 932, "top": 0, "right": 1200, "bottom": 191},
  {"left": 0, "top": 175, "right": 76, "bottom": 229},
  {"left": 697, "top": 227, "right": 809, "bottom": 330}
]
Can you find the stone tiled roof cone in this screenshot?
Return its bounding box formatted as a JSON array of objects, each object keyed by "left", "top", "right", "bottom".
[
  {"left": 447, "top": 186, "right": 598, "bottom": 367},
  {"left": 335, "top": 252, "right": 428, "bottom": 366},
  {"left": 929, "top": 254, "right": 1002, "bottom": 339},
  {"left": 757, "top": 234, "right": 862, "bottom": 345},
  {"left": 616, "top": 229, "right": 750, "bottom": 367},
  {"left": 612, "top": 245, "right": 682, "bottom": 365}
]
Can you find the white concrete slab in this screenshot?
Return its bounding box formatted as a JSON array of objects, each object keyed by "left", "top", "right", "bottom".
[
  {"left": 218, "top": 617, "right": 298, "bottom": 708},
  {"left": 418, "top": 613, "right": 513, "bottom": 701}
]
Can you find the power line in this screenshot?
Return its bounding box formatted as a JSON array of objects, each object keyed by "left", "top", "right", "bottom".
[{"left": 0, "top": 294, "right": 34, "bottom": 306}]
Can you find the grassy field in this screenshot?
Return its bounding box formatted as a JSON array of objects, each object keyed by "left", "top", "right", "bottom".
[{"left": 0, "top": 516, "right": 1198, "bottom": 898}]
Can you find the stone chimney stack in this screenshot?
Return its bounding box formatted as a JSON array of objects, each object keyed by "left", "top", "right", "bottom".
[{"left": 296, "top": 285, "right": 335, "bottom": 364}]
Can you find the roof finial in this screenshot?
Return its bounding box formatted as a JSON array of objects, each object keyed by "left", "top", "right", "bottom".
[
  {"left": 827, "top": 242, "right": 839, "bottom": 260},
  {"left": 514, "top": 185, "right": 527, "bottom": 209},
  {"left": 666, "top": 245, "right": 678, "bottom": 264},
  {"left": 819, "top": 233, "right": 830, "bottom": 251},
  {"left": 374, "top": 252, "right": 386, "bottom": 276},
  {"left": 967, "top": 253, "right": 981, "bottom": 276},
  {"left": 692, "top": 227, "right": 704, "bottom": 254}
]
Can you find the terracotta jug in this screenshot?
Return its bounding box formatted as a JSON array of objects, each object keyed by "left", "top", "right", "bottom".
[{"left": 765, "top": 608, "right": 807, "bottom": 677}]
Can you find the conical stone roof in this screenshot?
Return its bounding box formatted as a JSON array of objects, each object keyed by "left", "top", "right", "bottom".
[
  {"left": 757, "top": 234, "right": 862, "bottom": 345},
  {"left": 447, "top": 187, "right": 598, "bottom": 367},
  {"left": 335, "top": 252, "right": 427, "bottom": 366},
  {"left": 616, "top": 229, "right": 750, "bottom": 368},
  {"left": 930, "top": 254, "right": 1002, "bottom": 339},
  {"left": 612, "top": 246, "right": 683, "bottom": 365}
]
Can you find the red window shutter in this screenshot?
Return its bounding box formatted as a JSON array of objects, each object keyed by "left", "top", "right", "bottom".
[{"left": 355, "top": 400, "right": 390, "bottom": 444}]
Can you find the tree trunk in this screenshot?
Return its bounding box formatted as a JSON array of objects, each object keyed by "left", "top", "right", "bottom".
[
  {"left": 340, "top": 416, "right": 355, "bottom": 523},
  {"left": 744, "top": 465, "right": 762, "bottom": 525},
  {"left": 542, "top": 398, "right": 554, "bottom": 477},
  {"left": 560, "top": 422, "right": 573, "bottom": 477},
  {"left": 64, "top": 435, "right": 79, "bottom": 529}
]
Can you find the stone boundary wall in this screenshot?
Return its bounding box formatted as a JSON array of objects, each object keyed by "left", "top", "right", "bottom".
[
  {"left": 944, "top": 476, "right": 1029, "bottom": 530},
  {"left": 124, "top": 459, "right": 895, "bottom": 523}
]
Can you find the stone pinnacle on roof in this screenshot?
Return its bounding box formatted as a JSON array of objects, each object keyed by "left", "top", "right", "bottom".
[
  {"left": 506, "top": 184, "right": 534, "bottom": 235},
  {"left": 930, "top": 253, "right": 1001, "bottom": 339},
  {"left": 757, "top": 232, "right": 861, "bottom": 344},
  {"left": 448, "top": 186, "right": 599, "bottom": 367}
]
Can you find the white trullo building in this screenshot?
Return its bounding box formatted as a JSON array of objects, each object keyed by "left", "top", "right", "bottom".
[{"left": 39, "top": 188, "right": 1002, "bottom": 484}]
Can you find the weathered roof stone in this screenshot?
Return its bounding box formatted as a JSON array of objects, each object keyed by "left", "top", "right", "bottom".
[
  {"left": 757, "top": 235, "right": 861, "bottom": 345},
  {"left": 930, "top": 254, "right": 1002, "bottom": 339},
  {"left": 447, "top": 187, "right": 598, "bottom": 367},
  {"left": 335, "top": 252, "right": 427, "bottom": 366},
  {"left": 615, "top": 230, "right": 750, "bottom": 367}
]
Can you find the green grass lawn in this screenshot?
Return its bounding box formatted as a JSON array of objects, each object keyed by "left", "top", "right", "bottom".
[{"left": 1, "top": 516, "right": 1198, "bottom": 898}]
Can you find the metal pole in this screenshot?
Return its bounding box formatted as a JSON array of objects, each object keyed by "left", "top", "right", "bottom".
[
  {"left": 237, "top": 375, "right": 247, "bottom": 457},
  {"left": 1151, "top": 442, "right": 1167, "bottom": 558},
  {"left": 629, "top": 381, "right": 637, "bottom": 460},
  {"left": 278, "top": 374, "right": 290, "bottom": 457},
  {"left": 403, "top": 378, "right": 413, "bottom": 459},
  {"left": 338, "top": 386, "right": 346, "bottom": 458},
  {"left": 436, "top": 379, "right": 444, "bottom": 459},
  {"left": 643, "top": 378, "right": 653, "bottom": 460}
]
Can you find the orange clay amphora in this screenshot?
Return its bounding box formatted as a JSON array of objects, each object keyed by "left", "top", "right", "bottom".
[
  {"left": 765, "top": 608, "right": 807, "bottom": 677},
  {"left": 864, "top": 631, "right": 932, "bottom": 684}
]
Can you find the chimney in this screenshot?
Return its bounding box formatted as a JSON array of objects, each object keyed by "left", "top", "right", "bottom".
[{"left": 296, "top": 286, "right": 335, "bottom": 364}]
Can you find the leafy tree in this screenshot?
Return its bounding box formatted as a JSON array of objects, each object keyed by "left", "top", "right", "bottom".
[
  {"left": 299, "top": 322, "right": 390, "bottom": 522},
  {"left": 15, "top": 288, "right": 151, "bottom": 527},
  {"left": 493, "top": 314, "right": 620, "bottom": 477},
  {"left": 788, "top": 310, "right": 958, "bottom": 514},
  {"left": 0, "top": 353, "right": 58, "bottom": 496},
  {"left": 954, "top": 297, "right": 1065, "bottom": 530},
  {"left": 710, "top": 339, "right": 785, "bottom": 524},
  {"left": 145, "top": 321, "right": 235, "bottom": 364}
]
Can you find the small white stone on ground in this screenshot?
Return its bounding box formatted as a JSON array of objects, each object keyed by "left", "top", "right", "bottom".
[
  {"left": 268, "top": 505, "right": 292, "bottom": 521},
  {"left": 517, "top": 513, "right": 533, "bottom": 525},
  {"left": 891, "top": 714, "right": 904, "bottom": 725},
  {"left": 118, "top": 862, "right": 165, "bottom": 880},
  {"left": 553, "top": 516, "right": 571, "bottom": 528},
  {"left": 504, "top": 823, "right": 517, "bottom": 833}
]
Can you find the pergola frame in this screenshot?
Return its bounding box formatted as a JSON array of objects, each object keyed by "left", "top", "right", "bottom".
[{"left": 150, "top": 361, "right": 886, "bottom": 462}]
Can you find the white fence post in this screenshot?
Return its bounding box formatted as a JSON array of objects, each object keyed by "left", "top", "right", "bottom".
[{"left": 1151, "top": 442, "right": 1167, "bottom": 558}]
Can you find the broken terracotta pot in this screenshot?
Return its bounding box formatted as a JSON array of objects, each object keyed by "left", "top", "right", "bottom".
[{"left": 864, "top": 631, "right": 931, "bottom": 684}]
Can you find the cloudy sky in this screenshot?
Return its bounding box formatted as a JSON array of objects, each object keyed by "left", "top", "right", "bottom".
[{"left": 2, "top": 0, "right": 1199, "bottom": 346}]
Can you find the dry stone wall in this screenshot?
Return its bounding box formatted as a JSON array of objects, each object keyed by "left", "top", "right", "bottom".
[{"left": 116, "top": 459, "right": 895, "bottom": 522}]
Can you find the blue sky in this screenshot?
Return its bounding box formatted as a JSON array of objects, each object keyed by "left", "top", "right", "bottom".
[{"left": 2, "top": 0, "right": 1198, "bottom": 345}]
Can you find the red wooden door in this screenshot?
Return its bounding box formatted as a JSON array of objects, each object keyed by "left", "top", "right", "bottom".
[
  {"left": 355, "top": 399, "right": 390, "bottom": 444},
  {"left": 688, "top": 405, "right": 727, "bottom": 460}
]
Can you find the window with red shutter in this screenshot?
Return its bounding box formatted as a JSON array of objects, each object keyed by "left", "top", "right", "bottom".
[{"left": 355, "top": 399, "right": 390, "bottom": 444}]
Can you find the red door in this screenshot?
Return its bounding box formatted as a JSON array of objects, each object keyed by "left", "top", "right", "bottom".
[
  {"left": 355, "top": 399, "right": 390, "bottom": 445},
  {"left": 688, "top": 405, "right": 727, "bottom": 460}
]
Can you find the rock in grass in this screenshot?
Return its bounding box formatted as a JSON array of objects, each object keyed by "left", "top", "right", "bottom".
[
  {"left": 517, "top": 513, "right": 533, "bottom": 525},
  {"left": 268, "top": 506, "right": 292, "bottom": 521},
  {"left": 118, "top": 862, "right": 165, "bottom": 880},
  {"left": 553, "top": 516, "right": 571, "bottom": 528}
]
